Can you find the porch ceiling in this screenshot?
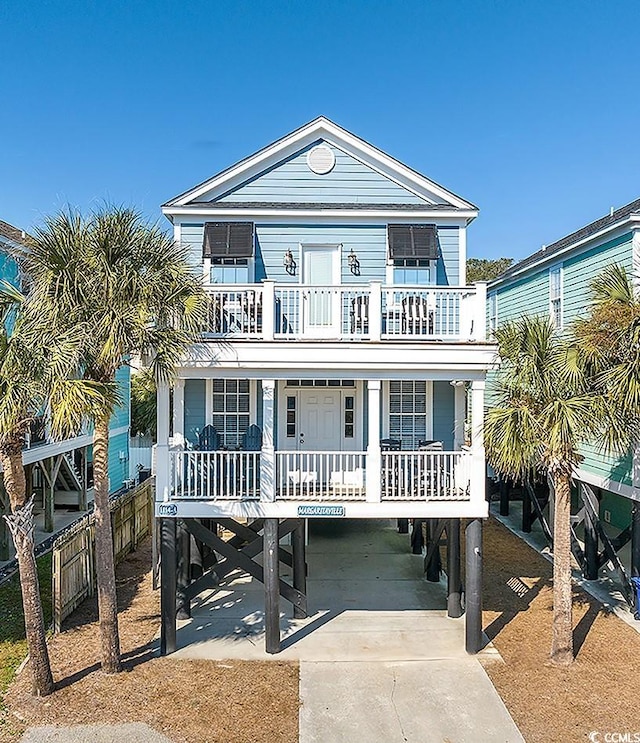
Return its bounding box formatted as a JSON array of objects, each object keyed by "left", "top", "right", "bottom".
[{"left": 178, "top": 341, "right": 497, "bottom": 380}]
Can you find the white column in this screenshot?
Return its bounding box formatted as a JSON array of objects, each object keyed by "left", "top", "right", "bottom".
[
  {"left": 366, "top": 380, "right": 381, "bottom": 503},
  {"left": 156, "top": 382, "right": 171, "bottom": 502},
  {"left": 262, "top": 281, "right": 275, "bottom": 341},
  {"left": 473, "top": 282, "right": 488, "bottom": 341},
  {"left": 172, "top": 378, "right": 185, "bottom": 447},
  {"left": 470, "top": 380, "right": 486, "bottom": 506},
  {"left": 369, "top": 281, "right": 382, "bottom": 342},
  {"left": 261, "top": 379, "right": 276, "bottom": 502},
  {"left": 453, "top": 382, "right": 466, "bottom": 450}
]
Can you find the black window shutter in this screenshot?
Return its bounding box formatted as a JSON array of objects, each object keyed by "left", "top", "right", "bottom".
[
  {"left": 388, "top": 224, "right": 439, "bottom": 260},
  {"left": 203, "top": 222, "right": 254, "bottom": 258}
]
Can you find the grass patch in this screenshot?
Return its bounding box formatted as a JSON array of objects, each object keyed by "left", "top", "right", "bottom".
[{"left": 0, "top": 554, "right": 52, "bottom": 696}]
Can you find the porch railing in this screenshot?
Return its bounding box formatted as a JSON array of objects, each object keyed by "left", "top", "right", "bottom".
[
  {"left": 167, "top": 449, "right": 473, "bottom": 502},
  {"left": 171, "top": 450, "right": 260, "bottom": 500},
  {"left": 381, "top": 451, "right": 472, "bottom": 501},
  {"left": 275, "top": 451, "right": 367, "bottom": 501},
  {"left": 201, "top": 282, "right": 484, "bottom": 341}
]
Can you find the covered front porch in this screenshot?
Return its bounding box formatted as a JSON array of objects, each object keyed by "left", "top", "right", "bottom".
[{"left": 156, "top": 373, "right": 488, "bottom": 519}]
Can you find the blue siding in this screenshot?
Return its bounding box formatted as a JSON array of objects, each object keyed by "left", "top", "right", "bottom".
[
  {"left": 180, "top": 222, "right": 458, "bottom": 287},
  {"left": 199, "top": 141, "right": 428, "bottom": 206},
  {"left": 432, "top": 382, "right": 454, "bottom": 449},
  {"left": 185, "top": 379, "right": 206, "bottom": 445},
  {"left": 489, "top": 231, "right": 636, "bottom": 492},
  {"left": 108, "top": 431, "right": 129, "bottom": 492},
  {"left": 110, "top": 365, "right": 131, "bottom": 432},
  {"left": 0, "top": 250, "right": 18, "bottom": 285}
]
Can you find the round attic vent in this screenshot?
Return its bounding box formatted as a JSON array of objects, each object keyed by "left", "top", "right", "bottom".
[{"left": 306, "top": 145, "right": 335, "bottom": 175}]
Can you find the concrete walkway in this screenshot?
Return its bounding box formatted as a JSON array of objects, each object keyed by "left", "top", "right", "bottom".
[{"left": 173, "top": 519, "right": 524, "bottom": 742}]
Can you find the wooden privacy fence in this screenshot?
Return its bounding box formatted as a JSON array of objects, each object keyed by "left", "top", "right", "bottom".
[{"left": 52, "top": 478, "right": 155, "bottom": 632}]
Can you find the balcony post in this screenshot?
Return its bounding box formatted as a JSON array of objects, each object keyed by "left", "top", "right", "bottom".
[
  {"left": 262, "top": 281, "right": 275, "bottom": 341},
  {"left": 473, "top": 282, "right": 487, "bottom": 341},
  {"left": 261, "top": 379, "right": 276, "bottom": 502},
  {"left": 470, "top": 380, "right": 486, "bottom": 506},
  {"left": 369, "top": 281, "right": 382, "bottom": 342},
  {"left": 453, "top": 381, "right": 466, "bottom": 450},
  {"left": 172, "top": 378, "right": 185, "bottom": 447},
  {"left": 156, "top": 381, "right": 171, "bottom": 502},
  {"left": 366, "top": 380, "right": 382, "bottom": 503}
]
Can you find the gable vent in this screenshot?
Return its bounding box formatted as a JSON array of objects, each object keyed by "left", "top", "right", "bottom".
[
  {"left": 306, "top": 145, "right": 335, "bottom": 175},
  {"left": 388, "top": 225, "right": 439, "bottom": 260},
  {"left": 203, "top": 222, "right": 254, "bottom": 258}
]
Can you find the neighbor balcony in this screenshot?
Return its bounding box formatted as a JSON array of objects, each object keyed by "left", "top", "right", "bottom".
[{"left": 202, "top": 281, "right": 487, "bottom": 343}]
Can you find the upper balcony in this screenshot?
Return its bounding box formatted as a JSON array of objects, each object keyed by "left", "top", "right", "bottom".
[{"left": 201, "top": 281, "right": 487, "bottom": 343}]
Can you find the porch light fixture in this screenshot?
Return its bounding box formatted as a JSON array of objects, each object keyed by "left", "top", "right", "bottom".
[
  {"left": 347, "top": 248, "right": 360, "bottom": 276},
  {"left": 283, "top": 249, "right": 296, "bottom": 275}
]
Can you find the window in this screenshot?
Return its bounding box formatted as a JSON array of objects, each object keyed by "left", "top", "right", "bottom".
[
  {"left": 388, "top": 381, "right": 427, "bottom": 449},
  {"left": 286, "top": 396, "right": 296, "bottom": 438},
  {"left": 344, "top": 396, "right": 355, "bottom": 438},
  {"left": 489, "top": 292, "right": 498, "bottom": 335},
  {"left": 212, "top": 379, "right": 250, "bottom": 448},
  {"left": 549, "top": 267, "right": 563, "bottom": 329},
  {"left": 211, "top": 257, "right": 249, "bottom": 284},
  {"left": 392, "top": 258, "right": 432, "bottom": 286}
]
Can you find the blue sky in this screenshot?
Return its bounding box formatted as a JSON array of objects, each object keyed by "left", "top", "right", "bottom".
[{"left": 2, "top": 0, "right": 639, "bottom": 261}]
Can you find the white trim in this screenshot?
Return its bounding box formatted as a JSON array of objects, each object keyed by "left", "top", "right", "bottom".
[
  {"left": 458, "top": 227, "right": 467, "bottom": 286},
  {"left": 632, "top": 228, "right": 640, "bottom": 299},
  {"left": 108, "top": 425, "right": 130, "bottom": 439},
  {"left": 164, "top": 206, "right": 477, "bottom": 222},
  {"left": 165, "top": 118, "right": 476, "bottom": 210},
  {"left": 490, "top": 217, "right": 640, "bottom": 288}
]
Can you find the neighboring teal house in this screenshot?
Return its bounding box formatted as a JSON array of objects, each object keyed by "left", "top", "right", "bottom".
[
  {"left": 487, "top": 198, "right": 640, "bottom": 533},
  {"left": 0, "top": 219, "right": 131, "bottom": 547}
]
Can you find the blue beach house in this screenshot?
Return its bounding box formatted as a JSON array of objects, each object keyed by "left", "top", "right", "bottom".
[{"left": 155, "top": 117, "right": 495, "bottom": 654}]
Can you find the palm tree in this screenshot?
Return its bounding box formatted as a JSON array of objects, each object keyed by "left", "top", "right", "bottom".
[
  {"left": 0, "top": 279, "right": 54, "bottom": 696},
  {"left": 484, "top": 314, "right": 635, "bottom": 665},
  {"left": 23, "top": 206, "right": 205, "bottom": 674}
]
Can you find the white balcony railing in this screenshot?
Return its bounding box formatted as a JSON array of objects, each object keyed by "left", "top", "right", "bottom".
[
  {"left": 171, "top": 450, "right": 261, "bottom": 500},
  {"left": 381, "top": 451, "right": 472, "bottom": 501},
  {"left": 167, "top": 449, "right": 473, "bottom": 503},
  {"left": 201, "top": 282, "right": 485, "bottom": 342},
  {"left": 275, "top": 451, "right": 367, "bottom": 501}
]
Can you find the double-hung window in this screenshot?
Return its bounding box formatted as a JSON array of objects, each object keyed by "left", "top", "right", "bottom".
[
  {"left": 549, "top": 266, "right": 563, "bottom": 329},
  {"left": 212, "top": 379, "right": 250, "bottom": 448},
  {"left": 388, "top": 381, "right": 427, "bottom": 449}
]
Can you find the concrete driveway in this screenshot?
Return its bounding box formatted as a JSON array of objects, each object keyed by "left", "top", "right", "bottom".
[{"left": 173, "top": 518, "right": 524, "bottom": 743}]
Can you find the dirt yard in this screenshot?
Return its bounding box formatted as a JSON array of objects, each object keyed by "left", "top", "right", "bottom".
[
  {"left": 3, "top": 523, "right": 640, "bottom": 742},
  {"left": 0, "top": 540, "right": 298, "bottom": 743},
  {"left": 482, "top": 517, "right": 640, "bottom": 743}
]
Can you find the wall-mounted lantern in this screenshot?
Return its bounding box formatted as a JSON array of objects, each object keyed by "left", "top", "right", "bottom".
[
  {"left": 283, "top": 249, "right": 297, "bottom": 276},
  {"left": 347, "top": 248, "right": 360, "bottom": 276}
]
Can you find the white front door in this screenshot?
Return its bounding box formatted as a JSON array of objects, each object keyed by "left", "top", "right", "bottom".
[
  {"left": 298, "top": 389, "right": 341, "bottom": 451},
  {"left": 302, "top": 245, "right": 340, "bottom": 337}
]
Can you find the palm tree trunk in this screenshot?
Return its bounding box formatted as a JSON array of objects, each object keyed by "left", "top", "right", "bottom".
[
  {"left": 550, "top": 471, "right": 574, "bottom": 665},
  {"left": 1, "top": 447, "right": 54, "bottom": 696},
  {"left": 93, "top": 414, "right": 121, "bottom": 673}
]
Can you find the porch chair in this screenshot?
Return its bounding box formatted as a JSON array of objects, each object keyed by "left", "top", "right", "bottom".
[
  {"left": 401, "top": 294, "right": 435, "bottom": 335},
  {"left": 241, "top": 424, "right": 262, "bottom": 496},
  {"left": 240, "top": 290, "right": 263, "bottom": 334},
  {"left": 350, "top": 295, "right": 369, "bottom": 334},
  {"left": 198, "top": 425, "right": 220, "bottom": 451}
]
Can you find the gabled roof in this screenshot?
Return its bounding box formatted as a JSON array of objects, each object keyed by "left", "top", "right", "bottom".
[
  {"left": 162, "top": 116, "right": 478, "bottom": 215},
  {"left": 492, "top": 197, "right": 640, "bottom": 286}
]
